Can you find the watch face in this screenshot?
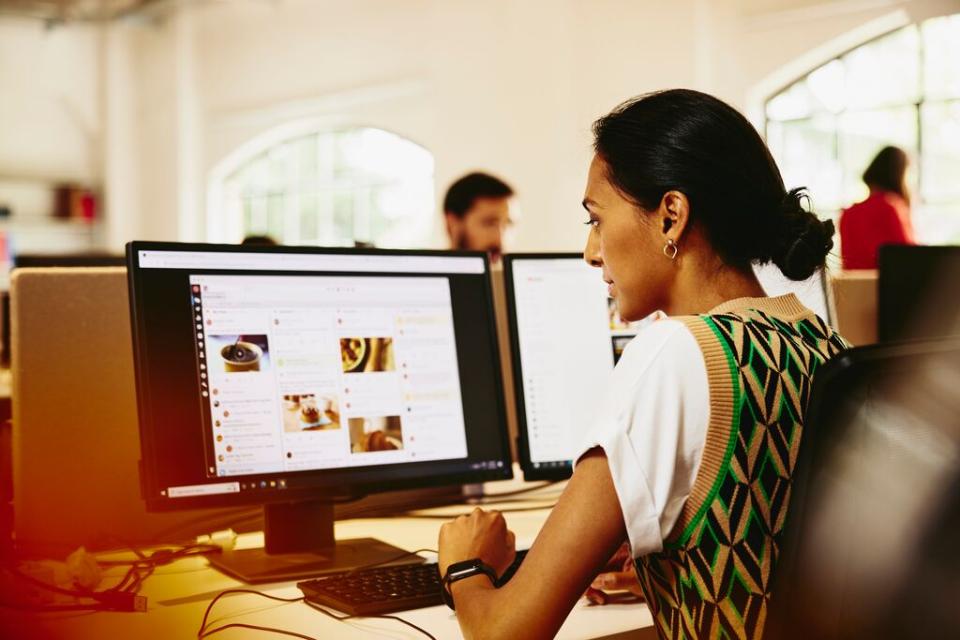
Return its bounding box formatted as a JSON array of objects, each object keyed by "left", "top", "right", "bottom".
[{"left": 448, "top": 559, "right": 487, "bottom": 579}]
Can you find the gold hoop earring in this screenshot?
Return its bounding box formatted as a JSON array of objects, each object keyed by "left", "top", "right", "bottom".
[{"left": 663, "top": 239, "right": 678, "bottom": 260}]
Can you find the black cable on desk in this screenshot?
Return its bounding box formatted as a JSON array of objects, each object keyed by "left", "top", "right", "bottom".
[
  {"left": 199, "top": 621, "right": 319, "bottom": 640},
  {"left": 0, "top": 542, "right": 220, "bottom": 613},
  {"left": 305, "top": 598, "right": 438, "bottom": 640},
  {"left": 197, "top": 589, "right": 308, "bottom": 639},
  {"left": 199, "top": 551, "right": 442, "bottom": 640}
]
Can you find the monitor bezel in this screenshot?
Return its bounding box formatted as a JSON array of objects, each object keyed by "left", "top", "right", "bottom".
[
  {"left": 503, "top": 252, "right": 590, "bottom": 481},
  {"left": 127, "top": 241, "right": 513, "bottom": 512}
]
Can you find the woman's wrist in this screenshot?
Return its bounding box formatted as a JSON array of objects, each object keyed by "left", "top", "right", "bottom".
[{"left": 450, "top": 572, "right": 497, "bottom": 611}]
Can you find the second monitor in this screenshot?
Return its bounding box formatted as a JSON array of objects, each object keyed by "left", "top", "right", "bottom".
[
  {"left": 504, "top": 254, "right": 833, "bottom": 481},
  {"left": 504, "top": 254, "right": 645, "bottom": 480}
]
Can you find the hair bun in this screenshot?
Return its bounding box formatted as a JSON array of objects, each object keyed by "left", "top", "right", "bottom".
[{"left": 771, "top": 188, "right": 834, "bottom": 281}]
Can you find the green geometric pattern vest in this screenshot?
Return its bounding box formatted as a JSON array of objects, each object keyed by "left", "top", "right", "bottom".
[{"left": 633, "top": 295, "right": 847, "bottom": 639}]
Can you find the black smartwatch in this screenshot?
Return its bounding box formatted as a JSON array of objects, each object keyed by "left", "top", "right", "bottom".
[{"left": 440, "top": 558, "right": 498, "bottom": 610}]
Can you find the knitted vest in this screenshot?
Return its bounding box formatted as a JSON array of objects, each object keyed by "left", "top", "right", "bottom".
[{"left": 634, "top": 295, "right": 847, "bottom": 640}]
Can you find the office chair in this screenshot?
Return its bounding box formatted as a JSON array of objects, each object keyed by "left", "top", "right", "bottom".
[{"left": 765, "top": 340, "right": 960, "bottom": 639}]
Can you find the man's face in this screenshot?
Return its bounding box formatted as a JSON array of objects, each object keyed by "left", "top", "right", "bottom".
[{"left": 446, "top": 196, "right": 513, "bottom": 261}]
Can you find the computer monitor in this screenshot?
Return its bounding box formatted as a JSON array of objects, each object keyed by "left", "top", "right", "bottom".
[
  {"left": 126, "top": 242, "right": 512, "bottom": 582},
  {"left": 878, "top": 245, "right": 960, "bottom": 342},
  {"left": 504, "top": 256, "right": 834, "bottom": 482},
  {"left": 503, "top": 254, "right": 645, "bottom": 481}
]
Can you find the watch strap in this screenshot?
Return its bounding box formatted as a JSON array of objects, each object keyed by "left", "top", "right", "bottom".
[{"left": 440, "top": 558, "right": 498, "bottom": 610}]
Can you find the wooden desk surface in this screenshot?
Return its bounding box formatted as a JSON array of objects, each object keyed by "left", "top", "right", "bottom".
[{"left": 0, "top": 479, "right": 654, "bottom": 639}]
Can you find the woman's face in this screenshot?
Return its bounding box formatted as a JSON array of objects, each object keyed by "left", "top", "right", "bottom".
[{"left": 582, "top": 155, "right": 671, "bottom": 321}]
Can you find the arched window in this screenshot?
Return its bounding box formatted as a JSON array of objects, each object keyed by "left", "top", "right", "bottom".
[
  {"left": 210, "top": 126, "right": 435, "bottom": 247},
  {"left": 765, "top": 13, "right": 960, "bottom": 243}
]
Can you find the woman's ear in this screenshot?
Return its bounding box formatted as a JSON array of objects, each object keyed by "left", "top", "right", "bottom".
[{"left": 658, "top": 191, "right": 690, "bottom": 243}]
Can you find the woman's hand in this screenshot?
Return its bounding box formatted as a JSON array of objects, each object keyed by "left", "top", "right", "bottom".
[
  {"left": 584, "top": 541, "right": 645, "bottom": 604},
  {"left": 438, "top": 508, "right": 516, "bottom": 578}
]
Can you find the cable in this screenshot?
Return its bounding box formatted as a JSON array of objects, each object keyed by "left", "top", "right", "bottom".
[
  {"left": 149, "top": 507, "right": 262, "bottom": 544},
  {"left": 197, "top": 589, "right": 306, "bottom": 638},
  {"left": 198, "top": 589, "right": 438, "bottom": 640},
  {"left": 339, "top": 483, "right": 560, "bottom": 519},
  {"left": 199, "top": 622, "right": 317, "bottom": 640},
  {"left": 153, "top": 484, "right": 554, "bottom": 544},
  {"left": 0, "top": 566, "right": 148, "bottom": 613},
  {"left": 98, "top": 543, "right": 221, "bottom": 567},
  {"left": 0, "top": 542, "right": 221, "bottom": 613},
  {"left": 305, "top": 599, "right": 438, "bottom": 640}
]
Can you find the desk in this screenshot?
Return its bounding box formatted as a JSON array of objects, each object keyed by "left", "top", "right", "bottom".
[{"left": 1, "top": 478, "right": 654, "bottom": 639}]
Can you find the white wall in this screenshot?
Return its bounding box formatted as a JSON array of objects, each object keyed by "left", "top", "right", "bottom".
[
  {"left": 133, "top": 0, "right": 708, "bottom": 251},
  {"left": 0, "top": 17, "right": 101, "bottom": 184},
  {"left": 2, "top": 0, "right": 958, "bottom": 252}
]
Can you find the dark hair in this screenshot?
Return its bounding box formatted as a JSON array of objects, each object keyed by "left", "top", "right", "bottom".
[
  {"left": 862, "top": 146, "right": 908, "bottom": 199},
  {"left": 443, "top": 172, "right": 514, "bottom": 219},
  {"left": 592, "top": 89, "right": 833, "bottom": 281},
  {"left": 241, "top": 234, "right": 278, "bottom": 246}
]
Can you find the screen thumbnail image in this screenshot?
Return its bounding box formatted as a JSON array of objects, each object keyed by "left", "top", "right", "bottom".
[
  {"left": 207, "top": 334, "right": 271, "bottom": 373},
  {"left": 349, "top": 416, "right": 403, "bottom": 453},
  {"left": 281, "top": 393, "right": 340, "bottom": 432},
  {"left": 339, "top": 337, "right": 395, "bottom": 373}
]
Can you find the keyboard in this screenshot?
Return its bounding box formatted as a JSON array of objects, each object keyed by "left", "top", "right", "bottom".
[{"left": 297, "top": 549, "right": 528, "bottom": 616}]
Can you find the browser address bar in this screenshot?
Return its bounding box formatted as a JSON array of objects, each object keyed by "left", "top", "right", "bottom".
[{"left": 137, "top": 250, "right": 486, "bottom": 274}]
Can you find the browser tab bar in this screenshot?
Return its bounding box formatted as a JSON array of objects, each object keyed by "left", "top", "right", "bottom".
[{"left": 137, "top": 250, "right": 485, "bottom": 274}]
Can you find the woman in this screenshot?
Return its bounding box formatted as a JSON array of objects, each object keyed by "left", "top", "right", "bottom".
[
  {"left": 437, "top": 89, "right": 847, "bottom": 640},
  {"left": 839, "top": 146, "right": 915, "bottom": 269}
]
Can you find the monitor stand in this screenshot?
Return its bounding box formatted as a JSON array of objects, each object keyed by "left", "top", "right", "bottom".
[{"left": 207, "top": 500, "right": 418, "bottom": 583}]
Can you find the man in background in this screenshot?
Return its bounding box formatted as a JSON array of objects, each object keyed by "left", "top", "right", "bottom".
[{"left": 442, "top": 172, "right": 515, "bottom": 262}]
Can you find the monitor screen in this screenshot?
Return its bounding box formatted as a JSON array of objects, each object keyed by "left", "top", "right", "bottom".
[
  {"left": 504, "top": 254, "right": 646, "bottom": 480},
  {"left": 127, "top": 242, "right": 512, "bottom": 581},
  {"left": 879, "top": 245, "right": 960, "bottom": 342}
]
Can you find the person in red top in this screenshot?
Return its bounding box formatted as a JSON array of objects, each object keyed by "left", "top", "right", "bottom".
[{"left": 839, "top": 146, "right": 916, "bottom": 269}]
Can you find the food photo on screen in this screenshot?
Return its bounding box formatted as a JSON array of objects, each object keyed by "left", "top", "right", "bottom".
[
  {"left": 281, "top": 393, "right": 341, "bottom": 432},
  {"left": 339, "top": 336, "right": 395, "bottom": 373},
  {"left": 208, "top": 334, "right": 271, "bottom": 372},
  {"left": 349, "top": 416, "right": 404, "bottom": 453}
]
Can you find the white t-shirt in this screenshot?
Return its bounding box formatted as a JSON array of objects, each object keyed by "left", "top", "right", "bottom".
[{"left": 573, "top": 317, "right": 709, "bottom": 558}]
